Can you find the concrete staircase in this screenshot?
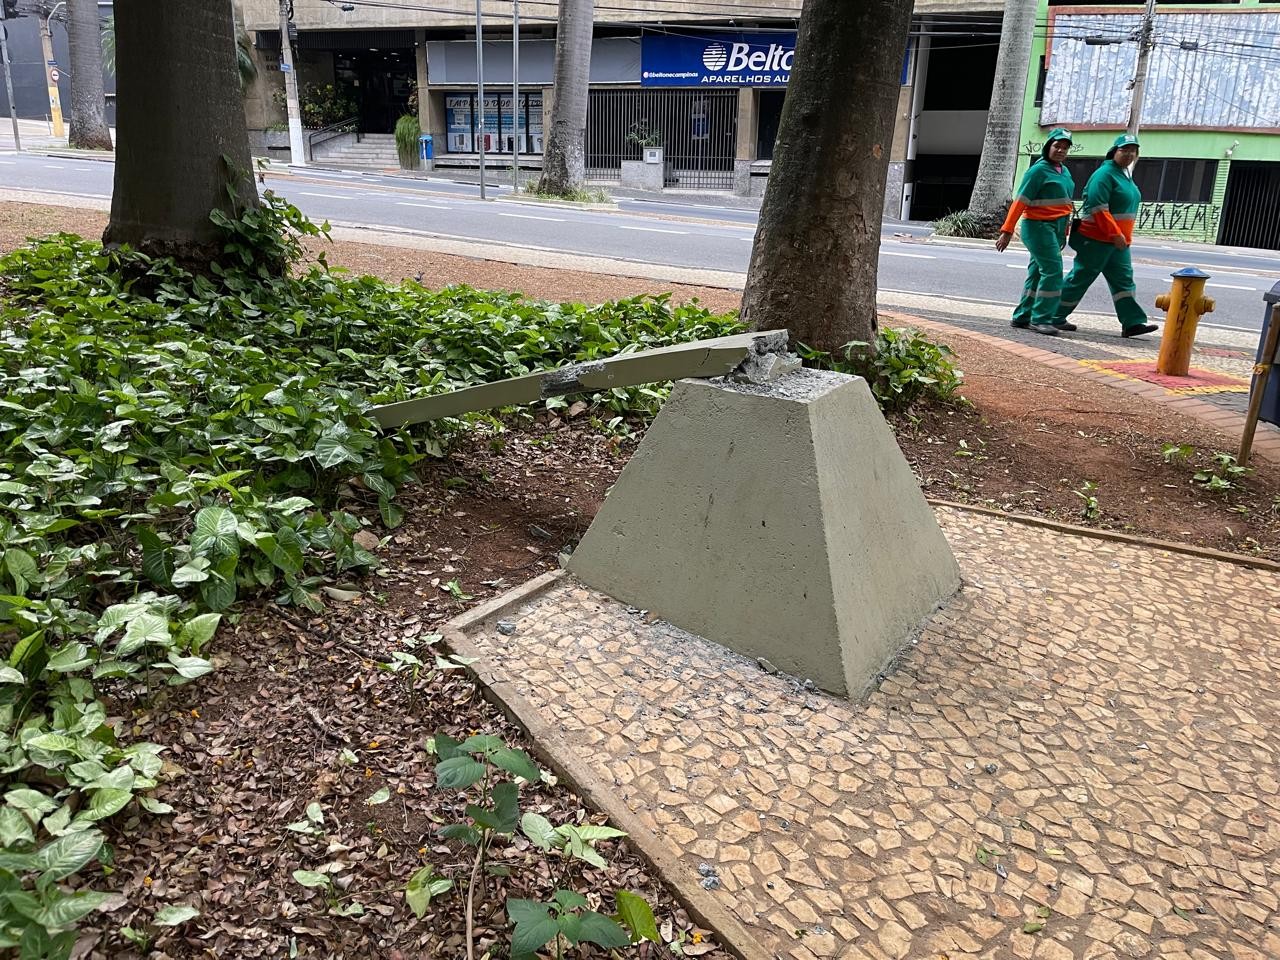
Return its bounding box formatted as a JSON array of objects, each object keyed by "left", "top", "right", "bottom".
[{"left": 310, "top": 132, "right": 399, "bottom": 170}]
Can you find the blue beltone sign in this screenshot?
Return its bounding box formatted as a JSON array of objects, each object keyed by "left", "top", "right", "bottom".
[{"left": 641, "top": 32, "right": 796, "bottom": 87}]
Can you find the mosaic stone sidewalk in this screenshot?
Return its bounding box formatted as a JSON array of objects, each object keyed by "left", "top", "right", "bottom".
[{"left": 449, "top": 507, "right": 1280, "bottom": 960}]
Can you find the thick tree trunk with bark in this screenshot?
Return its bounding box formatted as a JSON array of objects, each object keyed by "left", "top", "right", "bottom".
[
  {"left": 966, "top": 0, "right": 1038, "bottom": 230},
  {"left": 66, "top": 0, "right": 112, "bottom": 149},
  {"left": 104, "top": 0, "right": 256, "bottom": 264},
  {"left": 537, "top": 0, "right": 593, "bottom": 196},
  {"left": 741, "top": 0, "right": 914, "bottom": 354},
  {"left": 66, "top": 0, "right": 112, "bottom": 150}
]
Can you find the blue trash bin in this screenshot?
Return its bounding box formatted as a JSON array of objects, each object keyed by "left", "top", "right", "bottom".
[
  {"left": 1257, "top": 280, "right": 1280, "bottom": 427},
  {"left": 419, "top": 134, "right": 433, "bottom": 161}
]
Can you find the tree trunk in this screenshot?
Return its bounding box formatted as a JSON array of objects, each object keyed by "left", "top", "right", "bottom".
[
  {"left": 537, "top": 0, "right": 593, "bottom": 196},
  {"left": 66, "top": 0, "right": 112, "bottom": 150},
  {"left": 103, "top": 0, "right": 256, "bottom": 265},
  {"left": 966, "top": 0, "right": 1038, "bottom": 228},
  {"left": 741, "top": 0, "right": 914, "bottom": 354}
]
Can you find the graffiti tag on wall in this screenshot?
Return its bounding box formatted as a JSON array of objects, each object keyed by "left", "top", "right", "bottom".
[{"left": 1137, "top": 202, "right": 1220, "bottom": 236}]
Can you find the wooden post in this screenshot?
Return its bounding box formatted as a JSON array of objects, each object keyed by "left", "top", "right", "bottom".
[{"left": 1240, "top": 302, "right": 1280, "bottom": 467}]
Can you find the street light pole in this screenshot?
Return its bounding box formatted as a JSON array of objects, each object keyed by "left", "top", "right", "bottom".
[
  {"left": 475, "top": 0, "right": 486, "bottom": 200},
  {"left": 512, "top": 0, "right": 519, "bottom": 191},
  {"left": 1126, "top": 0, "right": 1157, "bottom": 138},
  {"left": 279, "top": 0, "right": 307, "bottom": 166},
  {"left": 39, "top": 1, "right": 65, "bottom": 138},
  {"left": 0, "top": 1, "right": 22, "bottom": 151}
]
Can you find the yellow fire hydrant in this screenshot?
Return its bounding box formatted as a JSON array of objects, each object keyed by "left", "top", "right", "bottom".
[{"left": 1154, "top": 267, "right": 1215, "bottom": 377}]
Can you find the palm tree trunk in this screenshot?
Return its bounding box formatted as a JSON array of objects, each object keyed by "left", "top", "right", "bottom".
[
  {"left": 103, "top": 0, "right": 256, "bottom": 266},
  {"left": 537, "top": 0, "right": 593, "bottom": 196},
  {"left": 966, "top": 0, "right": 1038, "bottom": 229},
  {"left": 741, "top": 0, "right": 914, "bottom": 354},
  {"left": 66, "top": 0, "right": 112, "bottom": 150}
]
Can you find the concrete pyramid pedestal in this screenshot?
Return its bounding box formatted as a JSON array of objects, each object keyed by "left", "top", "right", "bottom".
[{"left": 567, "top": 369, "right": 960, "bottom": 698}]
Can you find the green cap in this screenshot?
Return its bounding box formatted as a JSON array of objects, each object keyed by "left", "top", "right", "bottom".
[
  {"left": 1112, "top": 133, "right": 1140, "bottom": 148},
  {"left": 1046, "top": 127, "right": 1074, "bottom": 143}
]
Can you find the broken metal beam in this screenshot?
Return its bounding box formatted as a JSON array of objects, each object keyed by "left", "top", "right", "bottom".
[{"left": 369, "top": 329, "right": 793, "bottom": 429}]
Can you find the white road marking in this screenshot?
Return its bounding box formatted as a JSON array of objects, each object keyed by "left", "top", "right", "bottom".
[
  {"left": 497, "top": 212, "right": 565, "bottom": 222},
  {"left": 882, "top": 250, "right": 936, "bottom": 260},
  {"left": 1200, "top": 321, "right": 1263, "bottom": 333},
  {"left": 1207, "top": 282, "right": 1258, "bottom": 292},
  {"left": 43, "top": 164, "right": 64, "bottom": 169},
  {"left": 298, "top": 191, "right": 353, "bottom": 200},
  {"left": 617, "top": 225, "right": 688, "bottom": 234},
  {"left": 397, "top": 201, "right": 450, "bottom": 210}
]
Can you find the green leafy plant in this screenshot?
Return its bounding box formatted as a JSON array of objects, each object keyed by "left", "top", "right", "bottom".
[
  {"left": 0, "top": 204, "right": 738, "bottom": 949},
  {"left": 508, "top": 890, "right": 630, "bottom": 959},
  {"left": 273, "top": 83, "right": 358, "bottom": 128},
  {"left": 1074, "top": 480, "right": 1100, "bottom": 520},
  {"left": 800, "top": 327, "right": 965, "bottom": 414},
  {"left": 933, "top": 210, "right": 987, "bottom": 238},
  {"left": 292, "top": 867, "right": 364, "bottom": 917},
  {"left": 1161, "top": 442, "right": 1195, "bottom": 463},
  {"left": 1193, "top": 452, "right": 1249, "bottom": 494},
  {"left": 394, "top": 114, "right": 422, "bottom": 170},
  {"left": 430, "top": 732, "right": 658, "bottom": 957}
]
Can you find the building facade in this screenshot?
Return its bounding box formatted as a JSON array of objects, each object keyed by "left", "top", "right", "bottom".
[
  {"left": 236, "top": 0, "right": 1006, "bottom": 217},
  {"left": 1015, "top": 0, "right": 1280, "bottom": 250}
]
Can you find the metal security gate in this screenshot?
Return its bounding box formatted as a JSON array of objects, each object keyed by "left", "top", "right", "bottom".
[
  {"left": 586, "top": 89, "right": 738, "bottom": 190},
  {"left": 1219, "top": 162, "right": 1280, "bottom": 251}
]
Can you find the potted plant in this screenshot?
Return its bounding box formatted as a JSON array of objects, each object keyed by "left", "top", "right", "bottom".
[
  {"left": 621, "top": 121, "right": 666, "bottom": 190},
  {"left": 395, "top": 113, "right": 422, "bottom": 171}
]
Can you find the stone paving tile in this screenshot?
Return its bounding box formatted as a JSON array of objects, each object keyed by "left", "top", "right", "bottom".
[{"left": 459, "top": 507, "right": 1280, "bottom": 959}]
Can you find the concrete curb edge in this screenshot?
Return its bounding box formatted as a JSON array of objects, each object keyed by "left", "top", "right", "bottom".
[
  {"left": 442, "top": 569, "right": 768, "bottom": 960},
  {"left": 929, "top": 498, "right": 1280, "bottom": 573}
]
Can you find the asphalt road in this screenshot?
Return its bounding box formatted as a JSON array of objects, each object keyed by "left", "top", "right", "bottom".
[{"left": 3, "top": 151, "right": 1278, "bottom": 335}]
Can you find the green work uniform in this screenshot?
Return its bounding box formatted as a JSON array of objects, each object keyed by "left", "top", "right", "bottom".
[
  {"left": 1003, "top": 156, "right": 1075, "bottom": 325},
  {"left": 1057, "top": 163, "right": 1149, "bottom": 331}
]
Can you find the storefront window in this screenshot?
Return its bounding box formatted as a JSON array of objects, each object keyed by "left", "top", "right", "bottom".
[{"left": 444, "top": 93, "right": 544, "bottom": 154}]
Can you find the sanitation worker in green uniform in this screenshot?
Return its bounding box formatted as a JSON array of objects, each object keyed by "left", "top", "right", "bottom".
[
  {"left": 1055, "top": 134, "right": 1159, "bottom": 338},
  {"left": 995, "top": 128, "right": 1076, "bottom": 336}
]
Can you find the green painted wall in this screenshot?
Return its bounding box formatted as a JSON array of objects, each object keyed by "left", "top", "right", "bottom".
[{"left": 1014, "top": 0, "right": 1279, "bottom": 242}]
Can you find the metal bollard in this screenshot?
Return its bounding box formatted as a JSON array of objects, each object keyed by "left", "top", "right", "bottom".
[{"left": 1154, "top": 267, "right": 1215, "bottom": 377}]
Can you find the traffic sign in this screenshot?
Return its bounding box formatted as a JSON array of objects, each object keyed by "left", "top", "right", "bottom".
[{"left": 49, "top": 67, "right": 59, "bottom": 83}]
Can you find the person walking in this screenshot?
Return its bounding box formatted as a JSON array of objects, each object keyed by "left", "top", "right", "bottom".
[
  {"left": 1054, "top": 134, "right": 1159, "bottom": 338},
  {"left": 994, "top": 128, "right": 1076, "bottom": 336}
]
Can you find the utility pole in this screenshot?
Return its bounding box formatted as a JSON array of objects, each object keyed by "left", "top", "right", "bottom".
[
  {"left": 0, "top": 0, "right": 22, "bottom": 150},
  {"left": 511, "top": 0, "right": 519, "bottom": 191},
  {"left": 279, "top": 0, "right": 307, "bottom": 166},
  {"left": 1126, "top": 0, "right": 1157, "bottom": 138},
  {"left": 39, "top": 2, "right": 64, "bottom": 138},
  {"left": 475, "top": 0, "right": 486, "bottom": 199}
]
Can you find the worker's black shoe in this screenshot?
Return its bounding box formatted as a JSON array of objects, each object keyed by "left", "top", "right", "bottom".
[
  {"left": 1122, "top": 323, "right": 1159, "bottom": 338},
  {"left": 1052, "top": 320, "right": 1078, "bottom": 332},
  {"left": 1011, "top": 320, "right": 1030, "bottom": 329},
  {"left": 1030, "top": 324, "right": 1059, "bottom": 336}
]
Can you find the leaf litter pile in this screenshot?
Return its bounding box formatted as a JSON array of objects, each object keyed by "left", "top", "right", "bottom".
[{"left": 84, "top": 423, "right": 723, "bottom": 958}]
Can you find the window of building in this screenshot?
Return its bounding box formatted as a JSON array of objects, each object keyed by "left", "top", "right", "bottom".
[
  {"left": 1033, "top": 56, "right": 1047, "bottom": 108},
  {"left": 1068, "top": 157, "right": 1218, "bottom": 203},
  {"left": 445, "top": 92, "right": 543, "bottom": 154}
]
